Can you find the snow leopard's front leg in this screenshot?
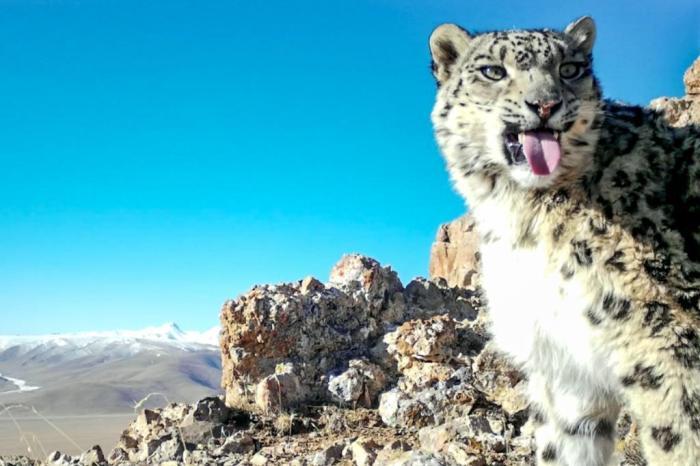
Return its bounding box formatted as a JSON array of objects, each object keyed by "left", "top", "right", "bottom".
[
  {"left": 612, "top": 327, "right": 700, "bottom": 465},
  {"left": 528, "top": 372, "right": 620, "bottom": 466}
]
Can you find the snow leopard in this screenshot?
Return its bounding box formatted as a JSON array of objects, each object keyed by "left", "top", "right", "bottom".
[{"left": 429, "top": 16, "right": 700, "bottom": 466}]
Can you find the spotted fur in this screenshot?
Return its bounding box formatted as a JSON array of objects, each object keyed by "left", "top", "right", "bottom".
[{"left": 429, "top": 16, "right": 700, "bottom": 466}]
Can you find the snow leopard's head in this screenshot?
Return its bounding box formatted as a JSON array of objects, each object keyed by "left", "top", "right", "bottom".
[{"left": 430, "top": 17, "right": 601, "bottom": 191}]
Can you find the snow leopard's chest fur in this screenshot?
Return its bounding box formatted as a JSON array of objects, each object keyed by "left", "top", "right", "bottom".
[{"left": 476, "top": 198, "right": 617, "bottom": 400}]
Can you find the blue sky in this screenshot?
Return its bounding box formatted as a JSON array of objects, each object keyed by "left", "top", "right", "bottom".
[{"left": 1, "top": 0, "right": 698, "bottom": 334}]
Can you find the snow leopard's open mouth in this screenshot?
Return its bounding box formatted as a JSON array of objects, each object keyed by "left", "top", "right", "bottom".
[{"left": 504, "top": 130, "right": 562, "bottom": 176}]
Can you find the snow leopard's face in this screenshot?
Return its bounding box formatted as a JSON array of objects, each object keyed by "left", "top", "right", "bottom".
[{"left": 430, "top": 17, "right": 601, "bottom": 190}]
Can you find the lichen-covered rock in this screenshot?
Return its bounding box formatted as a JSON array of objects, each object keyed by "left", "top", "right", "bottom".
[
  {"left": 415, "top": 411, "right": 532, "bottom": 465},
  {"left": 220, "top": 254, "right": 477, "bottom": 414},
  {"left": 109, "top": 397, "right": 250, "bottom": 464},
  {"left": 471, "top": 345, "right": 529, "bottom": 416},
  {"left": 387, "top": 315, "right": 457, "bottom": 365},
  {"left": 254, "top": 363, "right": 304, "bottom": 412},
  {"left": 649, "top": 96, "right": 700, "bottom": 127},
  {"left": 378, "top": 312, "right": 496, "bottom": 430},
  {"left": 328, "top": 359, "right": 387, "bottom": 407},
  {"left": 328, "top": 254, "right": 404, "bottom": 313}
]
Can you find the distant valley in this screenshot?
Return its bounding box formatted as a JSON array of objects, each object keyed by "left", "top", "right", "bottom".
[{"left": 0, "top": 323, "right": 222, "bottom": 416}]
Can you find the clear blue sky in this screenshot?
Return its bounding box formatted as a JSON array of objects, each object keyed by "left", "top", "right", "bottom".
[{"left": 1, "top": 0, "right": 698, "bottom": 334}]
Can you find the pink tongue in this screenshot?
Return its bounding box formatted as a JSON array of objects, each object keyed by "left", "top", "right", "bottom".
[{"left": 522, "top": 131, "right": 561, "bottom": 176}]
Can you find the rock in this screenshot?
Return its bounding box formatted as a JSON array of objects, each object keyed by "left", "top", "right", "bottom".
[
  {"left": 307, "top": 441, "right": 345, "bottom": 465},
  {"left": 220, "top": 256, "right": 395, "bottom": 413},
  {"left": 379, "top": 313, "right": 486, "bottom": 429},
  {"left": 350, "top": 437, "right": 381, "bottom": 466},
  {"left": 404, "top": 278, "right": 478, "bottom": 321},
  {"left": 649, "top": 56, "right": 700, "bottom": 127},
  {"left": 189, "top": 396, "right": 233, "bottom": 424},
  {"left": 220, "top": 254, "right": 475, "bottom": 414},
  {"left": 328, "top": 254, "right": 408, "bottom": 331},
  {"left": 375, "top": 451, "right": 448, "bottom": 466},
  {"left": 0, "top": 457, "right": 37, "bottom": 466},
  {"left": 685, "top": 56, "right": 700, "bottom": 95},
  {"left": 250, "top": 452, "right": 269, "bottom": 465},
  {"left": 649, "top": 96, "right": 700, "bottom": 127},
  {"left": 301, "top": 276, "right": 325, "bottom": 294},
  {"left": 416, "top": 413, "right": 530, "bottom": 465},
  {"left": 45, "top": 452, "right": 72, "bottom": 466},
  {"left": 373, "top": 440, "right": 412, "bottom": 465},
  {"left": 429, "top": 214, "right": 481, "bottom": 288},
  {"left": 78, "top": 445, "right": 105, "bottom": 466},
  {"left": 471, "top": 346, "right": 529, "bottom": 416},
  {"left": 107, "top": 447, "right": 128, "bottom": 463},
  {"left": 328, "top": 255, "right": 404, "bottom": 309},
  {"left": 147, "top": 432, "right": 185, "bottom": 462},
  {"left": 180, "top": 397, "right": 238, "bottom": 442},
  {"left": 133, "top": 408, "right": 161, "bottom": 438},
  {"left": 213, "top": 432, "right": 255, "bottom": 456},
  {"left": 328, "top": 359, "right": 387, "bottom": 407},
  {"left": 419, "top": 423, "right": 458, "bottom": 455},
  {"left": 109, "top": 398, "right": 252, "bottom": 464},
  {"left": 255, "top": 364, "right": 304, "bottom": 412},
  {"left": 386, "top": 315, "right": 456, "bottom": 364},
  {"left": 378, "top": 388, "right": 402, "bottom": 427}
]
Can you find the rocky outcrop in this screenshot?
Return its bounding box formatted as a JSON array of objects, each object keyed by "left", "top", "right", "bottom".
[
  {"left": 220, "top": 254, "right": 478, "bottom": 414},
  {"left": 428, "top": 214, "right": 481, "bottom": 289},
  {"left": 649, "top": 56, "right": 700, "bottom": 127},
  {"left": 216, "top": 253, "right": 534, "bottom": 465}
]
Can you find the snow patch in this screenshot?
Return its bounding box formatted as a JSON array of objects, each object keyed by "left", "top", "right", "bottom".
[{"left": 0, "top": 373, "right": 40, "bottom": 395}]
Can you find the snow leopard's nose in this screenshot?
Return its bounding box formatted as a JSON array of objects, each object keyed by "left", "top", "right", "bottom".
[{"left": 525, "top": 99, "right": 563, "bottom": 121}]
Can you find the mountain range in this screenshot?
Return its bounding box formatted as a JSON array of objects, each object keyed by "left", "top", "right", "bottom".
[{"left": 0, "top": 323, "right": 222, "bottom": 416}]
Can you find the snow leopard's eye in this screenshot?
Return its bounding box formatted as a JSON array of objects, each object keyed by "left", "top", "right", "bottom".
[
  {"left": 480, "top": 65, "right": 507, "bottom": 81},
  {"left": 560, "top": 62, "right": 585, "bottom": 80}
]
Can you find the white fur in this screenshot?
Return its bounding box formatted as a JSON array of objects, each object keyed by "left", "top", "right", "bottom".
[{"left": 475, "top": 199, "right": 619, "bottom": 465}]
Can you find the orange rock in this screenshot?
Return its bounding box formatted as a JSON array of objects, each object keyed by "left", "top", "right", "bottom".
[{"left": 429, "top": 214, "right": 481, "bottom": 288}]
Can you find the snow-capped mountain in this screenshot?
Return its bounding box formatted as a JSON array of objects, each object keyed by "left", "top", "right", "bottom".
[
  {"left": 0, "top": 322, "right": 219, "bottom": 353},
  {"left": 0, "top": 323, "right": 222, "bottom": 415}
]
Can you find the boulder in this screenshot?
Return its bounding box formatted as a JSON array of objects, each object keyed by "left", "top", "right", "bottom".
[{"left": 429, "top": 214, "right": 481, "bottom": 288}]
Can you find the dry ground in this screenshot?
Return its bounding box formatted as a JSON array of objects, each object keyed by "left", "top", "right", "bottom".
[{"left": 0, "top": 414, "right": 134, "bottom": 458}]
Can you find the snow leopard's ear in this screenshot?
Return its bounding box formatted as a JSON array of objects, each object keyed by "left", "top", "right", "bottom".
[
  {"left": 430, "top": 24, "right": 471, "bottom": 85},
  {"left": 564, "top": 16, "right": 596, "bottom": 55}
]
